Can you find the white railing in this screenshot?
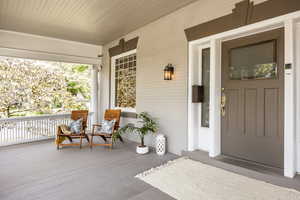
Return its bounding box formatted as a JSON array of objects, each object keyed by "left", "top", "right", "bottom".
[{"left": 0, "top": 112, "right": 94, "bottom": 146}]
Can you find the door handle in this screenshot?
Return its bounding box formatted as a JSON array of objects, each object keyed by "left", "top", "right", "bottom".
[{"left": 221, "top": 88, "right": 226, "bottom": 117}]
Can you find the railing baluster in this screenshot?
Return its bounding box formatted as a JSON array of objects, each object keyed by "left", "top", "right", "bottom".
[
  {"left": 27, "top": 120, "right": 30, "bottom": 142},
  {"left": 0, "top": 122, "right": 2, "bottom": 145},
  {"left": 5, "top": 121, "right": 7, "bottom": 143},
  {"left": 37, "top": 119, "right": 39, "bottom": 140},
  {"left": 40, "top": 119, "right": 42, "bottom": 139},
  {"left": 22, "top": 121, "right": 25, "bottom": 143},
  {"left": 16, "top": 121, "right": 19, "bottom": 143},
  {"left": 34, "top": 119, "right": 37, "bottom": 141},
  {"left": 36, "top": 120, "right": 38, "bottom": 141},
  {"left": 9, "top": 122, "right": 11, "bottom": 143},
  {"left": 25, "top": 120, "right": 27, "bottom": 142},
  {"left": 33, "top": 119, "right": 36, "bottom": 141},
  {"left": 21, "top": 121, "right": 23, "bottom": 143},
  {"left": 1, "top": 121, "right": 3, "bottom": 145},
  {"left": 12, "top": 121, "right": 14, "bottom": 143}
]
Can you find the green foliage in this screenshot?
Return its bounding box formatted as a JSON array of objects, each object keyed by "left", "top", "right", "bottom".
[
  {"left": 114, "top": 112, "right": 158, "bottom": 146},
  {"left": 67, "top": 80, "right": 90, "bottom": 98},
  {"left": 0, "top": 57, "right": 91, "bottom": 118},
  {"left": 72, "top": 65, "right": 89, "bottom": 73}
]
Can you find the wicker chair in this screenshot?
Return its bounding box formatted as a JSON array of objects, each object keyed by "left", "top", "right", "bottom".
[
  {"left": 56, "top": 110, "right": 89, "bottom": 149},
  {"left": 90, "top": 109, "right": 123, "bottom": 149}
]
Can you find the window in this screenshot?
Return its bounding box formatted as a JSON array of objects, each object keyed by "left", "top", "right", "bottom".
[
  {"left": 111, "top": 50, "right": 136, "bottom": 112},
  {"left": 201, "top": 48, "right": 210, "bottom": 127},
  {"left": 229, "top": 40, "right": 277, "bottom": 80}
]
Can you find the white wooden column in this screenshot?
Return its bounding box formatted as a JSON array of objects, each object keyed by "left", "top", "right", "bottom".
[
  {"left": 284, "top": 19, "right": 296, "bottom": 178},
  {"left": 187, "top": 43, "right": 200, "bottom": 151},
  {"left": 91, "top": 64, "right": 99, "bottom": 124},
  {"left": 209, "top": 38, "right": 222, "bottom": 157}
]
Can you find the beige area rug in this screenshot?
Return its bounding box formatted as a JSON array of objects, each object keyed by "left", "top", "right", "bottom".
[{"left": 136, "top": 158, "right": 300, "bottom": 200}]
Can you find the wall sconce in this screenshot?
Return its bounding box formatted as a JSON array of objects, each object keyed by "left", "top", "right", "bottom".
[{"left": 164, "top": 63, "right": 174, "bottom": 80}]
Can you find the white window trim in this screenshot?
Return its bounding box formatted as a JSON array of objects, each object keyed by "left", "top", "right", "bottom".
[{"left": 110, "top": 49, "right": 137, "bottom": 113}]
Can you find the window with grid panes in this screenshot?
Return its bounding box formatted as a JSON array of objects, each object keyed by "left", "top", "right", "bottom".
[{"left": 114, "top": 53, "right": 136, "bottom": 109}]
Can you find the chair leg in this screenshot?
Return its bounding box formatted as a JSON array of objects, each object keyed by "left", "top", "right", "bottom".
[
  {"left": 100, "top": 135, "right": 107, "bottom": 143},
  {"left": 66, "top": 136, "right": 73, "bottom": 143},
  {"left": 110, "top": 138, "right": 113, "bottom": 150},
  {"left": 85, "top": 134, "right": 90, "bottom": 143},
  {"left": 90, "top": 135, "right": 94, "bottom": 149},
  {"left": 56, "top": 136, "right": 60, "bottom": 150},
  {"left": 80, "top": 136, "right": 83, "bottom": 149}
]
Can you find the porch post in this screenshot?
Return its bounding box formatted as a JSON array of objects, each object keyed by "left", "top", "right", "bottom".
[
  {"left": 284, "top": 19, "right": 296, "bottom": 178},
  {"left": 187, "top": 43, "right": 200, "bottom": 151},
  {"left": 91, "top": 64, "right": 99, "bottom": 124},
  {"left": 209, "top": 38, "right": 221, "bottom": 157}
]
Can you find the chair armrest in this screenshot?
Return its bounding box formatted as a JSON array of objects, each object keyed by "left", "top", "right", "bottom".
[{"left": 92, "top": 124, "right": 102, "bottom": 134}]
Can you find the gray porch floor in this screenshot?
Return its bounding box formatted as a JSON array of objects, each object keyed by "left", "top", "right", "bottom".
[
  {"left": 3, "top": 140, "right": 300, "bottom": 200},
  {"left": 183, "top": 150, "right": 300, "bottom": 191},
  {"left": 0, "top": 140, "right": 177, "bottom": 200}
]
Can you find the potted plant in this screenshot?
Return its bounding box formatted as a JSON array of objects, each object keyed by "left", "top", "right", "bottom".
[{"left": 114, "top": 112, "right": 158, "bottom": 154}]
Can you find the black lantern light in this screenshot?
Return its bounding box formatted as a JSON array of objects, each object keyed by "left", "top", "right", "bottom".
[{"left": 164, "top": 63, "right": 174, "bottom": 80}]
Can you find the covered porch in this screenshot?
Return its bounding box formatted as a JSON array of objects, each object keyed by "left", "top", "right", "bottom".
[{"left": 2, "top": 0, "right": 300, "bottom": 199}]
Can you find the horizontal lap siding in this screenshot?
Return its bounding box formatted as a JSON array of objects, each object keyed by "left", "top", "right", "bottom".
[{"left": 100, "top": 0, "right": 267, "bottom": 155}]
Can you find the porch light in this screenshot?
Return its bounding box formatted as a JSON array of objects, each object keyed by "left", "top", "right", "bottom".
[{"left": 164, "top": 64, "right": 174, "bottom": 80}]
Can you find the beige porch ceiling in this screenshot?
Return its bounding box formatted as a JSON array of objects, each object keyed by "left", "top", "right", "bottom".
[{"left": 0, "top": 0, "right": 198, "bottom": 45}]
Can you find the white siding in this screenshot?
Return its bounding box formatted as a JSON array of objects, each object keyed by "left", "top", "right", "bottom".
[{"left": 100, "top": 0, "right": 267, "bottom": 155}]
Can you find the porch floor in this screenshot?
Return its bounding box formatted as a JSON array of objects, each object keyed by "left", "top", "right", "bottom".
[
  {"left": 0, "top": 140, "right": 177, "bottom": 200},
  {"left": 182, "top": 150, "right": 300, "bottom": 191}
]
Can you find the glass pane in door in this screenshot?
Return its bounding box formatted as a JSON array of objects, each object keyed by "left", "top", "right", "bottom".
[{"left": 229, "top": 40, "right": 277, "bottom": 80}]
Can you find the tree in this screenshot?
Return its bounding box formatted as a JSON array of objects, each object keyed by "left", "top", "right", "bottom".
[{"left": 0, "top": 57, "right": 88, "bottom": 118}]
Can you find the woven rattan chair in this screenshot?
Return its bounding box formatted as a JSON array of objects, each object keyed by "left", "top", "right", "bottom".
[
  {"left": 90, "top": 109, "right": 123, "bottom": 149},
  {"left": 56, "top": 110, "right": 89, "bottom": 149}
]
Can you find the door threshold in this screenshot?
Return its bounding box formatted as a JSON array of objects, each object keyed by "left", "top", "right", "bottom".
[
  {"left": 215, "top": 154, "right": 283, "bottom": 177},
  {"left": 182, "top": 150, "right": 300, "bottom": 191}
]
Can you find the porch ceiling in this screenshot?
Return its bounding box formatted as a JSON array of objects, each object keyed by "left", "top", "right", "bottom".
[{"left": 0, "top": 0, "right": 198, "bottom": 45}]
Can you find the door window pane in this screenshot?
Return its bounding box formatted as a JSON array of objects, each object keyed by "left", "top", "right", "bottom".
[
  {"left": 229, "top": 41, "right": 277, "bottom": 80},
  {"left": 201, "top": 48, "right": 210, "bottom": 128}
]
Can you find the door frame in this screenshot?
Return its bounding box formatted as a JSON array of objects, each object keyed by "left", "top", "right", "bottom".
[{"left": 188, "top": 11, "right": 300, "bottom": 178}]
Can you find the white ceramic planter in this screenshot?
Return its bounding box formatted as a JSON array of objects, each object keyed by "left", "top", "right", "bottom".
[{"left": 136, "top": 146, "right": 149, "bottom": 154}]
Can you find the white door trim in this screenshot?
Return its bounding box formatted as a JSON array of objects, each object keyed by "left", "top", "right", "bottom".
[
  {"left": 284, "top": 19, "right": 296, "bottom": 178},
  {"left": 188, "top": 10, "right": 300, "bottom": 178}
]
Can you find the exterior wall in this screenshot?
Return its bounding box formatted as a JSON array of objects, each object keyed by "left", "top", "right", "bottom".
[{"left": 101, "top": 0, "right": 267, "bottom": 155}]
